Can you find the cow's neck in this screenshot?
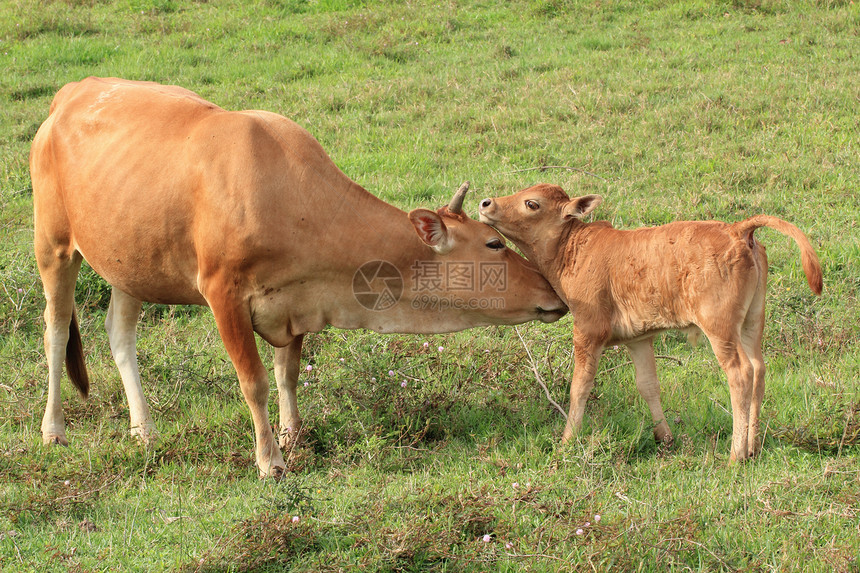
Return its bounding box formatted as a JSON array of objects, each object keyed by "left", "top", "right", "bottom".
[
  {"left": 313, "top": 184, "right": 476, "bottom": 333},
  {"left": 335, "top": 183, "right": 434, "bottom": 263}
]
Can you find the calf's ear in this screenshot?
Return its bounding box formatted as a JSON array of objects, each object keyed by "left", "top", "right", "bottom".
[
  {"left": 408, "top": 209, "right": 454, "bottom": 254},
  {"left": 562, "top": 194, "right": 603, "bottom": 220}
]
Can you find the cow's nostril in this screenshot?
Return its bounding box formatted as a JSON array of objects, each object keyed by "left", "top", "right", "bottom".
[{"left": 480, "top": 198, "right": 492, "bottom": 209}]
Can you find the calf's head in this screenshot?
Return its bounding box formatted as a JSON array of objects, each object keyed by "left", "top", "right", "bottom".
[
  {"left": 478, "top": 184, "right": 602, "bottom": 258},
  {"left": 406, "top": 183, "right": 567, "bottom": 325}
]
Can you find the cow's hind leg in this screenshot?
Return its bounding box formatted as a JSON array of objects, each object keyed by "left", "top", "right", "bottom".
[
  {"left": 105, "top": 288, "right": 156, "bottom": 442},
  {"left": 626, "top": 337, "right": 672, "bottom": 443},
  {"left": 275, "top": 334, "right": 304, "bottom": 450},
  {"left": 38, "top": 250, "right": 83, "bottom": 446}
]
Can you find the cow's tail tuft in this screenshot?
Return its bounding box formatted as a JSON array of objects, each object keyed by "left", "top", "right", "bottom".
[{"left": 66, "top": 311, "right": 90, "bottom": 399}]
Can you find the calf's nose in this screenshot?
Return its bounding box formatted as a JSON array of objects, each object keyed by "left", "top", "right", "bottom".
[{"left": 479, "top": 198, "right": 493, "bottom": 209}]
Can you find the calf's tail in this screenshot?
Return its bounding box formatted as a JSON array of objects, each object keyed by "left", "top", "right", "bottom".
[
  {"left": 66, "top": 310, "right": 90, "bottom": 398},
  {"left": 734, "top": 215, "right": 823, "bottom": 295}
]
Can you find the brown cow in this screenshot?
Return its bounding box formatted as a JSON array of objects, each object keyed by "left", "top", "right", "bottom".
[
  {"left": 479, "top": 183, "right": 823, "bottom": 461},
  {"left": 31, "top": 78, "right": 566, "bottom": 477}
]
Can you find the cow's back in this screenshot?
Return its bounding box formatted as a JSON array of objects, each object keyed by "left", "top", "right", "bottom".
[{"left": 32, "top": 78, "right": 234, "bottom": 304}]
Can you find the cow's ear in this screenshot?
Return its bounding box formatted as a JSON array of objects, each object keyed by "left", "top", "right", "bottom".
[
  {"left": 408, "top": 209, "right": 454, "bottom": 254},
  {"left": 562, "top": 194, "right": 602, "bottom": 220}
]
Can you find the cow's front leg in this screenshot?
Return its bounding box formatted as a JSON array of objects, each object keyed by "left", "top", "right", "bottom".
[
  {"left": 561, "top": 330, "right": 604, "bottom": 443},
  {"left": 274, "top": 334, "right": 304, "bottom": 450},
  {"left": 626, "top": 336, "right": 672, "bottom": 444},
  {"left": 208, "top": 292, "right": 284, "bottom": 478}
]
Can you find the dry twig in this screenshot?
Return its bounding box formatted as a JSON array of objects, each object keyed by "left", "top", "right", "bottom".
[{"left": 515, "top": 327, "right": 567, "bottom": 420}]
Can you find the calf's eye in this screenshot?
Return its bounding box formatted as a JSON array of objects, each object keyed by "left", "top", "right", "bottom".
[{"left": 525, "top": 200, "right": 539, "bottom": 210}]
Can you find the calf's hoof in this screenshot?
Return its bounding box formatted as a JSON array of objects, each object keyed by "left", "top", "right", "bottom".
[{"left": 747, "top": 440, "right": 761, "bottom": 459}]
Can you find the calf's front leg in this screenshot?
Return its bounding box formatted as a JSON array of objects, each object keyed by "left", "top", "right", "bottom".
[
  {"left": 561, "top": 331, "right": 604, "bottom": 443},
  {"left": 626, "top": 337, "right": 672, "bottom": 443}
]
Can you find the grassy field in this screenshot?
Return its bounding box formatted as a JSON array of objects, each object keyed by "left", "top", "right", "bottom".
[{"left": 1, "top": 0, "right": 858, "bottom": 570}]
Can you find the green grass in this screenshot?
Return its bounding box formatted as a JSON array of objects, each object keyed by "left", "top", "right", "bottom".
[{"left": 1, "top": 0, "right": 859, "bottom": 570}]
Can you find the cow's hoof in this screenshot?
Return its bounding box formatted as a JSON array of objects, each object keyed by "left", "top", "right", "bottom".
[
  {"left": 259, "top": 465, "right": 286, "bottom": 480},
  {"left": 43, "top": 434, "right": 69, "bottom": 446},
  {"left": 131, "top": 425, "right": 158, "bottom": 445}
]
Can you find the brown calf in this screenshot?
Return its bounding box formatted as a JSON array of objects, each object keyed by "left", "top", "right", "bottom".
[{"left": 479, "top": 183, "right": 823, "bottom": 461}]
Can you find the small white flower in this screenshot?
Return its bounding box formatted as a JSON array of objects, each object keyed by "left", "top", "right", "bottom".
[
  {"left": 401, "top": 381, "right": 407, "bottom": 388},
  {"left": 512, "top": 482, "right": 519, "bottom": 489},
  {"left": 305, "top": 365, "right": 313, "bottom": 372},
  {"left": 303, "top": 381, "right": 309, "bottom": 387},
  {"left": 64, "top": 480, "right": 71, "bottom": 486},
  {"left": 482, "top": 534, "right": 491, "bottom": 543},
  {"left": 388, "top": 370, "right": 395, "bottom": 377},
  {"left": 505, "top": 542, "right": 513, "bottom": 549},
  {"left": 438, "top": 346, "right": 444, "bottom": 352},
  {"left": 371, "top": 377, "right": 377, "bottom": 383},
  {"left": 576, "top": 528, "right": 584, "bottom": 536},
  {"left": 423, "top": 342, "right": 429, "bottom": 349},
  {"left": 595, "top": 514, "right": 601, "bottom": 523},
  {"left": 291, "top": 515, "right": 300, "bottom": 523}
]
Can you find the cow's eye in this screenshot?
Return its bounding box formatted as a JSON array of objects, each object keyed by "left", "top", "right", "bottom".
[
  {"left": 486, "top": 238, "right": 505, "bottom": 250},
  {"left": 525, "top": 200, "right": 539, "bottom": 210}
]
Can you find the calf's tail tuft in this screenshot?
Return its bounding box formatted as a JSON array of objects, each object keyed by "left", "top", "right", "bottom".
[{"left": 734, "top": 215, "right": 823, "bottom": 295}]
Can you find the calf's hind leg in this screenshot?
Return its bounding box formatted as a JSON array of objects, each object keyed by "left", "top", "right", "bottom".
[
  {"left": 740, "top": 275, "right": 767, "bottom": 458},
  {"left": 707, "top": 334, "right": 754, "bottom": 462},
  {"left": 105, "top": 288, "right": 156, "bottom": 442}
]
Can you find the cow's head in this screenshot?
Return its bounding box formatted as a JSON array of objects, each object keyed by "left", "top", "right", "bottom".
[
  {"left": 404, "top": 183, "right": 567, "bottom": 325},
  {"left": 477, "top": 183, "right": 602, "bottom": 259}
]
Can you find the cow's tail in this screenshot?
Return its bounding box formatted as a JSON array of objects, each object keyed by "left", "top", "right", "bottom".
[
  {"left": 733, "top": 215, "right": 823, "bottom": 295},
  {"left": 66, "top": 310, "right": 90, "bottom": 398}
]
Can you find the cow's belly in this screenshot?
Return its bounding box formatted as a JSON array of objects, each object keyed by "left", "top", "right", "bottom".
[{"left": 75, "top": 236, "right": 205, "bottom": 305}]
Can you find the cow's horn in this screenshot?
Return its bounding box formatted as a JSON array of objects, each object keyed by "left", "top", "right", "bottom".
[{"left": 448, "top": 181, "right": 470, "bottom": 214}]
